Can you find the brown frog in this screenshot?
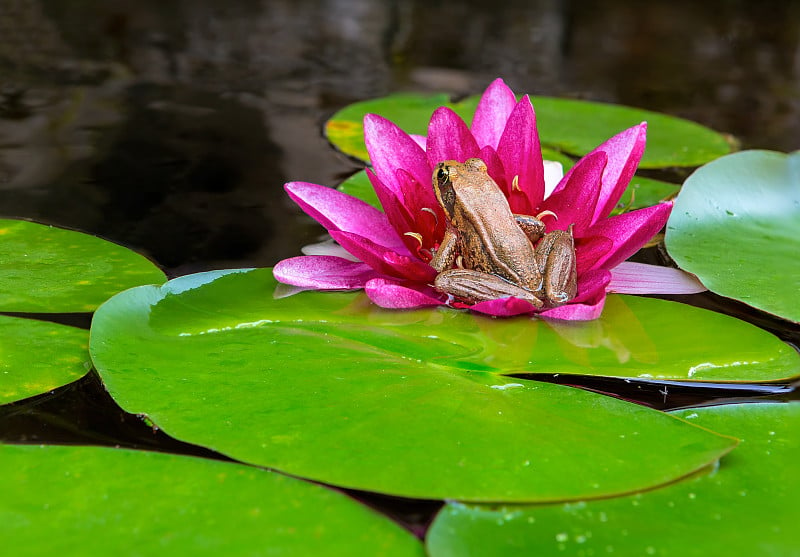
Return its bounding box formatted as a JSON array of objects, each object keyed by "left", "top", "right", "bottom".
[{"left": 429, "top": 158, "right": 577, "bottom": 308}]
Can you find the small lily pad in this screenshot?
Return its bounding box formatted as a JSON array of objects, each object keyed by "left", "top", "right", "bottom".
[
  {"left": 666, "top": 150, "right": 800, "bottom": 323},
  {"left": 325, "top": 93, "right": 731, "bottom": 169},
  {"left": 0, "top": 444, "right": 424, "bottom": 556},
  {"left": 0, "top": 315, "right": 89, "bottom": 404},
  {"left": 90, "top": 269, "right": 740, "bottom": 502},
  {"left": 0, "top": 219, "right": 166, "bottom": 313},
  {"left": 426, "top": 402, "right": 800, "bottom": 557}
]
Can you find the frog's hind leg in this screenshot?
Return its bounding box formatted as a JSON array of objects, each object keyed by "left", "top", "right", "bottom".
[
  {"left": 434, "top": 269, "right": 544, "bottom": 308},
  {"left": 534, "top": 229, "right": 577, "bottom": 306}
]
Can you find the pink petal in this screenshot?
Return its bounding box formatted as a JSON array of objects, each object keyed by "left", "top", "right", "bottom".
[
  {"left": 468, "top": 297, "right": 540, "bottom": 317},
  {"left": 365, "top": 169, "right": 416, "bottom": 240},
  {"left": 365, "top": 278, "right": 445, "bottom": 309},
  {"left": 471, "top": 78, "right": 518, "bottom": 150},
  {"left": 368, "top": 168, "right": 444, "bottom": 250},
  {"left": 539, "top": 297, "right": 606, "bottom": 321},
  {"left": 590, "top": 123, "right": 647, "bottom": 223},
  {"left": 426, "top": 107, "right": 479, "bottom": 168},
  {"left": 273, "top": 256, "right": 379, "bottom": 289},
  {"left": 411, "top": 198, "right": 442, "bottom": 250},
  {"left": 587, "top": 202, "right": 672, "bottom": 270},
  {"left": 395, "top": 168, "right": 447, "bottom": 241},
  {"left": 608, "top": 261, "right": 707, "bottom": 294},
  {"left": 541, "top": 151, "right": 607, "bottom": 234},
  {"left": 330, "top": 230, "right": 436, "bottom": 282},
  {"left": 364, "top": 114, "right": 432, "bottom": 200},
  {"left": 575, "top": 235, "right": 614, "bottom": 274},
  {"left": 477, "top": 145, "right": 509, "bottom": 196},
  {"left": 572, "top": 268, "right": 613, "bottom": 304},
  {"left": 496, "top": 96, "right": 545, "bottom": 212},
  {"left": 285, "top": 181, "right": 409, "bottom": 255},
  {"left": 384, "top": 251, "right": 438, "bottom": 282}
]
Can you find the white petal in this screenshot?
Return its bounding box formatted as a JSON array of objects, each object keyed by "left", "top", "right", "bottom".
[
  {"left": 543, "top": 160, "right": 564, "bottom": 200},
  {"left": 272, "top": 282, "right": 311, "bottom": 299},
  {"left": 608, "top": 262, "right": 707, "bottom": 294},
  {"left": 300, "top": 237, "right": 361, "bottom": 262},
  {"left": 410, "top": 134, "right": 427, "bottom": 150}
]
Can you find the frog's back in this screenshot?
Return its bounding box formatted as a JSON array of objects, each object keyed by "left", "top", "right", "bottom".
[{"left": 454, "top": 184, "right": 539, "bottom": 286}]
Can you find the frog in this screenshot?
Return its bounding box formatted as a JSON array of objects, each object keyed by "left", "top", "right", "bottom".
[{"left": 429, "top": 158, "right": 577, "bottom": 308}]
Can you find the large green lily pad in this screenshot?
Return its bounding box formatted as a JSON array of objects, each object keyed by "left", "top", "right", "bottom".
[
  {"left": 0, "top": 219, "right": 166, "bottom": 313},
  {"left": 89, "top": 269, "right": 740, "bottom": 502},
  {"left": 325, "top": 93, "right": 731, "bottom": 169},
  {"left": 0, "top": 444, "right": 424, "bottom": 556},
  {"left": 426, "top": 402, "right": 800, "bottom": 556},
  {"left": 100, "top": 269, "right": 796, "bottom": 383},
  {"left": 666, "top": 150, "right": 800, "bottom": 323},
  {"left": 0, "top": 315, "right": 89, "bottom": 404}
]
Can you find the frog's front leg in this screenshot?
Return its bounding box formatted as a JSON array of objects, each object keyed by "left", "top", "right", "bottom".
[
  {"left": 434, "top": 269, "right": 544, "bottom": 308},
  {"left": 534, "top": 227, "right": 577, "bottom": 306},
  {"left": 430, "top": 227, "right": 459, "bottom": 272}
]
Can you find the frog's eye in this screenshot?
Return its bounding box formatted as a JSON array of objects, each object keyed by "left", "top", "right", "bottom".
[{"left": 436, "top": 167, "right": 449, "bottom": 182}]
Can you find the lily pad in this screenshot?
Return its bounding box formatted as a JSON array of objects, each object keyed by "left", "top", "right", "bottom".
[
  {"left": 426, "top": 402, "right": 800, "bottom": 557},
  {"left": 102, "top": 270, "right": 796, "bottom": 382},
  {"left": 0, "top": 444, "right": 424, "bottom": 556},
  {"left": 0, "top": 315, "right": 89, "bottom": 404},
  {"left": 529, "top": 96, "right": 732, "bottom": 169},
  {"left": 325, "top": 93, "right": 731, "bottom": 169},
  {"left": 89, "top": 269, "right": 739, "bottom": 502},
  {"left": 666, "top": 150, "right": 800, "bottom": 323},
  {"left": 0, "top": 219, "right": 166, "bottom": 313}
]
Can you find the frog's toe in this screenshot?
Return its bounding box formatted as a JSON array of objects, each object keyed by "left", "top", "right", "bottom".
[{"left": 545, "top": 291, "right": 572, "bottom": 307}]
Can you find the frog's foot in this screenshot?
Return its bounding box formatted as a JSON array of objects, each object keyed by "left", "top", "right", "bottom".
[
  {"left": 434, "top": 269, "right": 544, "bottom": 308},
  {"left": 534, "top": 227, "right": 578, "bottom": 307}
]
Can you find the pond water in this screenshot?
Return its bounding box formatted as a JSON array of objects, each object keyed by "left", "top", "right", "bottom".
[{"left": 1, "top": 0, "right": 798, "bottom": 538}]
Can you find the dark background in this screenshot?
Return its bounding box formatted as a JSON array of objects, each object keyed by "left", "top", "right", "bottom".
[{"left": 1, "top": 0, "right": 798, "bottom": 276}]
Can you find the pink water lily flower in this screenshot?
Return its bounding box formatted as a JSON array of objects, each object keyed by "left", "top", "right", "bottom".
[{"left": 274, "top": 79, "right": 704, "bottom": 320}]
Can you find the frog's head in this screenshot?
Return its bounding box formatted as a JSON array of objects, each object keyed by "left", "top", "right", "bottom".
[
  {"left": 432, "top": 158, "right": 488, "bottom": 220},
  {"left": 433, "top": 161, "right": 458, "bottom": 220}
]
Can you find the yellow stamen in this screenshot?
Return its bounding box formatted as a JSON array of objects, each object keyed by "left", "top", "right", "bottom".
[
  {"left": 403, "top": 232, "right": 424, "bottom": 247},
  {"left": 420, "top": 207, "right": 439, "bottom": 226},
  {"left": 536, "top": 210, "right": 558, "bottom": 221},
  {"left": 512, "top": 175, "right": 520, "bottom": 191}
]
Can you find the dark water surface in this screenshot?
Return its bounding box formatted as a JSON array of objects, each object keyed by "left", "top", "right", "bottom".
[
  {"left": 2, "top": 0, "right": 799, "bottom": 274},
  {"left": 1, "top": 0, "right": 799, "bottom": 534}
]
